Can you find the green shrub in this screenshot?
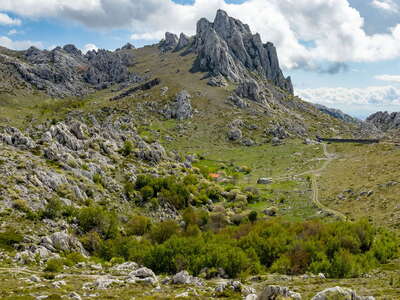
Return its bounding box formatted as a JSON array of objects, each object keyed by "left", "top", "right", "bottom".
[
  {"left": 0, "top": 228, "right": 23, "bottom": 250},
  {"left": 248, "top": 211, "right": 258, "bottom": 223},
  {"left": 126, "top": 215, "right": 152, "bottom": 236},
  {"left": 149, "top": 220, "right": 180, "bottom": 244},
  {"left": 93, "top": 173, "right": 104, "bottom": 186},
  {"left": 120, "top": 141, "right": 134, "bottom": 156},
  {"left": 42, "top": 198, "right": 65, "bottom": 220},
  {"left": 77, "top": 205, "right": 119, "bottom": 239},
  {"left": 44, "top": 258, "right": 64, "bottom": 273},
  {"left": 140, "top": 186, "right": 154, "bottom": 202}
]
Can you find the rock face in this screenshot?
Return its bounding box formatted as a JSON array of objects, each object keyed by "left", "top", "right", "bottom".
[
  {"left": 192, "top": 9, "right": 293, "bottom": 94},
  {"left": 160, "top": 32, "right": 179, "bottom": 52},
  {"left": 259, "top": 285, "right": 301, "bottom": 300},
  {"left": 366, "top": 111, "right": 400, "bottom": 131},
  {"left": 1, "top": 44, "right": 141, "bottom": 97},
  {"left": 174, "top": 33, "right": 190, "bottom": 52},
  {"left": 311, "top": 286, "right": 375, "bottom": 300},
  {"left": 235, "top": 79, "right": 267, "bottom": 104},
  {"left": 162, "top": 90, "right": 193, "bottom": 120},
  {"left": 40, "top": 232, "right": 87, "bottom": 256}
]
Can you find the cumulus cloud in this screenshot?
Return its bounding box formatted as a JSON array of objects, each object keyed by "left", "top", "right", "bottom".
[
  {"left": 0, "top": 36, "right": 43, "bottom": 50},
  {"left": 375, "top": 74, "right": 400, "bottom": 83},
  {"left": 371, "top": 0, "right": 399, "bottom": 12},
  {"left": 0, "top": 12, "right": 21, "bottom": 26},
  {"left": 82, "top": 43, "right": 98, "bottom": 53},
  {"left": 297, "top": 86, "right": 400, "bottom": 107},
  {"left": 2, "top": 0, "right": 400, "bottom": 71}
]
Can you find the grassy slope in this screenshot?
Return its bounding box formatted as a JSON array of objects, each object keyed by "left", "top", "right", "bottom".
[{"left": 318, "top": 142, "right": 400, "bottom": 229}]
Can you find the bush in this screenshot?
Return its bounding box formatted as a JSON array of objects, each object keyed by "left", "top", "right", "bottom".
[
  {"left": 149, "top": 220, "right": 180, "bottom": 244},
  {"left": 248, "top": 211, "right": 258, "bottom": 223},
  {"left": 126, "top": 215, "right": 152, "bottom": 236},
  {"left": 42, "top": 198, "right": 65, "bottom": 220},
  {"left": 0, "top": 228, "right": 23, "bottom": 250},
  {"left": 44, "top": 258, "right": 64, "bottom": 273},
  {"left": 77, "top": 205, "right": 119, "bottom": 239},
  {"left": 120, "top": 141, "right": 134, "bottom": 156}
]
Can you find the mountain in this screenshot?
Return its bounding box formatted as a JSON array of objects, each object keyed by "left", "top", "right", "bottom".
[
  {"left": 0, "top": 44, "right": 141, "bottom": 97},
  {"left": 0, "top": 10, "right": 397, "bottom": 300},
  {"left": 313, "top": 104, "right": 360, "bottom": 124},
  {"left": 366, "top": 111, "right": 400, "bottom": 131}
]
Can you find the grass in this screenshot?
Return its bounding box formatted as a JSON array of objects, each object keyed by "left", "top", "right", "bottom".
[{"left": 318, "top": 142, "right": 400, "bottom": 228}]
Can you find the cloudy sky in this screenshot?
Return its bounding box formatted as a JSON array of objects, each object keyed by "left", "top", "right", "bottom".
[{"left": 0, "top": 0, "right": 400, "bottom": 118}]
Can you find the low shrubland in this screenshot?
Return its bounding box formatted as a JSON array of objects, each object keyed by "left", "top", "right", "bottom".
[{"left": 30, "top": 176, "right": 399, "bottom": 279}]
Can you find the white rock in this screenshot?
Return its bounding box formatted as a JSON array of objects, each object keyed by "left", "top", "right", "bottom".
[
  {"left": 246, "top": 294, "right": 258, "bottom": 300},
  {"left": 172, "top": 270, "right": 192, "bottom": 284},
  {"left": 69, "top": 292, "right": 82, "bottom": 300},
  {"left": 175, "top": 291, "right": 189, "bottom": 298}
]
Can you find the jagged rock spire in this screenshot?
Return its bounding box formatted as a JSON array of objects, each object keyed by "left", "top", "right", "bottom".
[{"left": 192, "top": 9, "right": 293, "bottom": 94}]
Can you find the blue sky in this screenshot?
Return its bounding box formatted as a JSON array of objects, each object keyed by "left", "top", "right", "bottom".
[{"left": 0, "top": 0, "right": 400, "bottom": 118}]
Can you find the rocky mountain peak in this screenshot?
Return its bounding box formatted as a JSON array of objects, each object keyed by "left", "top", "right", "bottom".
[
  {"left": 192, "top": 10, "right": 293, "bottom": 94},
  {"left": 63, "top": 44, "right": 82, "bottom": 56},
  {"left": 366, "top": 111, "right": 400, "bottom": 131}
]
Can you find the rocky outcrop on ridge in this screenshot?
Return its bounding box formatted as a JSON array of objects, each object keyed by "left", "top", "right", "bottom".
[
  {"left": 174, "top": 33, "right": 191, "bottom": 52},
  {"left": 366, "top": 111, "right": 400, "bottom": 131},
  {"left": 190, "top": 9, "right": 293, "bottom": 94},
  {"left": 314, "top": 104, "right": 359, "bottom": 124},
  {"left": 0, "top": 44, "right": 141, "bottom": 97},
  {"left": 159, "top": 32, "right": 179, "bottom": 52}
]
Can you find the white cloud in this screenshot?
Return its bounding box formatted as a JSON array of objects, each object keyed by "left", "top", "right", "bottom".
[
  {"left": 7, "top": 29, "right": 17, "bottom": 35},
  {"left": 2, "top": 0, "right": 400, "bottom": 70},
  {"left": 0, "top": 12, "right": 21, "bottom": 26},
  {"left": 0, "top": 36, "right": 43, "bottom": 50},
  {"left": 131, "top": 31, "right": 165, "bottom": 41},
  {"left": 375, "top": 74, "right": 400, "bottom": 83},
  {"left": 371, "top": 0, "right": 399, "bottom": 12},
  {"left": 82, "top": 43, "right": 98, "bottom": 53},
  {"left": 297, "top": 85, "right": 400, "bottom": 107}
]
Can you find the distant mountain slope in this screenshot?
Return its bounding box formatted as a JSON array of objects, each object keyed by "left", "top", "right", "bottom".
[
  {"left": 0, "top": 44, "right": 141, "bottom": 97},
  {"left": 366, "top": 111, "right": 400, "bottom": 131},
  {"left": 314, "top": 104, "right": 359, "bottom": 124}
]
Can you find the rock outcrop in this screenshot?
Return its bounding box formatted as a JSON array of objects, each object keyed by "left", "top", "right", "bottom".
[
  {"left": 174, "top": 33, "right": 190, "bottom": 52},
  {"left": 191, "top": 9, "right": 293, "bottom": 94},
  {"left": 162, "top": 90, "right": 193, "bottom": 120},
  {"left": 160, "top": 32, "right": 179, "bottom": 52},
  {"left": 1, "top": 44, "right": 141, "bottom": 97},
  {"left": 311, "top": 286, "right": 375, "bottom": 300},
  {"left": 366, "top": 111, "right": 400, "bottom": 131},
  {"left": 259, "top": 285, "right": 301, "bottom": 300}
]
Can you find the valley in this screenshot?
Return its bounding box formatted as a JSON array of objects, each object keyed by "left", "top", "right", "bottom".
[{"left": 0, "top": 9, "right": 398, "bottom": 300}]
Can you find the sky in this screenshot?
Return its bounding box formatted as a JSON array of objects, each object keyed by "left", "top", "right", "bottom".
[{"left": 0, "top": 0, "right": 400, "bottom": 118}]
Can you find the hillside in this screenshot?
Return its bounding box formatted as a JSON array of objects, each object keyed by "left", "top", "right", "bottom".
[{"left": 0, "top": 9, "right": 398, "bottom": 300}]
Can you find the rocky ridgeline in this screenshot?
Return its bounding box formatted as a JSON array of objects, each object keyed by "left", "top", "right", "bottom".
[
  {"left": 0, "top": 43, "right": 141, "bottom": 97},
  {"left": 366, "top": 111, "right": 400, "bottom": 131},
  {"left": 159, "top": 10, "right": 293, "bottom": 94},
  {"left": 314, "top": 104, "right": 359, "bottom": 124}
]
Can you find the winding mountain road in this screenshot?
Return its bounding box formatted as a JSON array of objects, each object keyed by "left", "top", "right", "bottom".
[{"left": 274, "top": 143, "right": 347, "bottom": 221}]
